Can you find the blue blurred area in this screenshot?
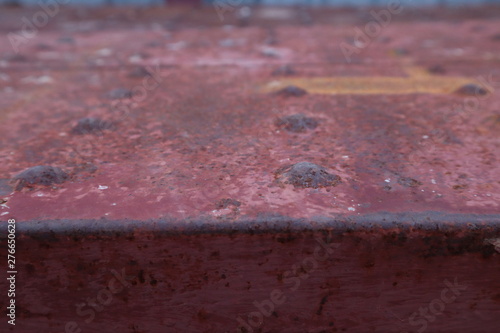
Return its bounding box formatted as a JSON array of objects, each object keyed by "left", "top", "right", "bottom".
[
  {"left": 0, "top": 0, "right": 163, "bottom": 5},
  {"left": 1, "top": 0, "right": 499, "bottom": 6}
]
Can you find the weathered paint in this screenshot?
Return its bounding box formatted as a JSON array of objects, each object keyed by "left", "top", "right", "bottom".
[
  {"left": 0, "top": 4, "right": 499, "bottom": 333},
  {"left": 262, "top": 66, "right": 484, "bottom": 95},
  {"left": 1, "top": 215, "right": 500, "bottom": 332}
]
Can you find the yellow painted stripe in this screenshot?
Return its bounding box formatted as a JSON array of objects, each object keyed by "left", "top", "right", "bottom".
[{"left": 263, "top": 66, "right": 477, "bottom": 95}]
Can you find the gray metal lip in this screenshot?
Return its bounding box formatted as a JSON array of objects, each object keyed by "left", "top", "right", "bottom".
[{"left": 4, "top": 211, "right": 500, "bottom": 237}]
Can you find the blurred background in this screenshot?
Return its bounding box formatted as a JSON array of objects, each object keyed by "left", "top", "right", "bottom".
[{"left": 1, "top": 0, "right": 500, "bottom": 6}]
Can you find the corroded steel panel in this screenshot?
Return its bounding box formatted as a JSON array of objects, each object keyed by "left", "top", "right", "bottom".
[{"left": 0, "top": 4, "right": 499, "bottom": 333}]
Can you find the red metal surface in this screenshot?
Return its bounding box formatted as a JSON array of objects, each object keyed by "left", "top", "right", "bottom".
[
  {"left": 0, "top": 5, "right": 499, "bottom": 333},
  {"left": 4, "top": 218, "right": 500, "bottom": 333}
]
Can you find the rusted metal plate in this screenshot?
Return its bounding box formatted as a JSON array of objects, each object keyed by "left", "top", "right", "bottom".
[{"left": 0, "top": 5, "right": 499, "bottom": 333}]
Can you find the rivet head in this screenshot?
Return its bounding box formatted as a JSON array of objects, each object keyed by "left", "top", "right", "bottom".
[
  {"left": 71, "top": 117, "right": 113, "bottom": 135},
  {"left": 275, "top": 85, "right": 308, "bottom": 97},
  {"left": 275, "top": 114, "right": 318, "bottom": 133},
  {"left": 275, "top": 162, "right": 341, "bottom": 189},
  {"left": 12, "top": 166, "right": 69, "bottom": 191},
  {"left": 454, "top": 84, "right": 488, "bottom": 96}
]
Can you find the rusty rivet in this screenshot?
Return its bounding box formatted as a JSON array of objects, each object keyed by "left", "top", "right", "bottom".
[
  {"left": 275, "top": 162, "right": 341, "bottom": 189},
  {"left": 12, "top": 166, "right": 69, "bottom": 191},
  {"left": 107, "top": 88, "right": 133, "bottom": 99},
  {"left": 397, "top": 177, "right": 422, "bottom": 188},
  {"left": 71, "top": 117, "right": 113, "bottom": 135},
  {"left": 275, "top": 85, "right": 307, "bottom": 97},
  {"left": 275, "top": 114, "right": 318, "bottom": 133},
  {"left": 454, "top": 84, "right": 488, "bottom": 96}
]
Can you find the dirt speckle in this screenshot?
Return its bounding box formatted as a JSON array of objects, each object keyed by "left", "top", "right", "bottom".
[
  {"left": 397, "top": 177, "right": 422, "bottom": 188},
  {"left": 275, "top": 162, "right": 341, "bottom": 189},
  {"left": 12, "top": 166, "right": 69, "bottom": 191},
  {"left": 275, "top": 114, "right": 318, "bottom": 133},
  {"left": 316, "top": 294, "right": 329, "bottom": 315}
]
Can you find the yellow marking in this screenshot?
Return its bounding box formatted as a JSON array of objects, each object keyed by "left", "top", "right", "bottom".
[{"left": 263, "top": 66, "right": 479, "bottom": 95}]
